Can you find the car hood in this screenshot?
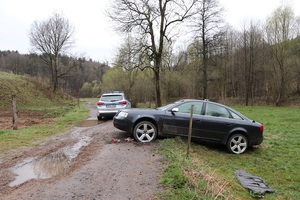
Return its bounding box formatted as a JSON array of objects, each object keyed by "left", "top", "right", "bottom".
[{"left": 121, "top": 108, "right": 160, "bottom": 113}]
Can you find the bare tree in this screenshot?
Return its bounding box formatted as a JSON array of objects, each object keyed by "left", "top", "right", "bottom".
[
  {"left": 265, "top": 5, "right": 297, "bottom": 105},
  {"left": 190, "top": 0, "right": 224, "bottom": 99},
  {"left": 240, "top": 20, "right": 264, "bottom": 105},
  {"left": 29, "top": 12, "right": 75, "bottom": 92},
  {"left": 108, "top": 0, "right": 197, "bottom": 106},
  {"left": 218, "top": 26, "right": 239, "bottom": 102},
  {"left": 114, "top": 36, "right": 140, "bottom": 100}
]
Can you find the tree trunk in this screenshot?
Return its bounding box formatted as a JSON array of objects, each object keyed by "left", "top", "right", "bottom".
[
  {"left": 154, "top": 67, "right": 162, "bottom": 107},
  {"left": 202, "top": 31, "right": 208, "bottom": 99},
  {"left": 276, "top": 70, "right": 286, "bottom": 106},
  {"left": 203, "top": 60, "right": 208, "bottom": 99}
]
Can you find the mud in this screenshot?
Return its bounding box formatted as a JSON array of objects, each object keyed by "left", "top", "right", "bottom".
[
  {"left": 0, "top": 101, "right": 164, "bottom": 200},
  {"left": 9, "top": 135, "right": 92, "bottom": 187},
  {"left": 76, "top": 119, "right": 104, "bottom": 127},
  {"left": 0, "top": 109, "right": 54, "bottom": 130}
]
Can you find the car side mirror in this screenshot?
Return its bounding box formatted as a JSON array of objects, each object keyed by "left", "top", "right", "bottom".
[{"left": 171, "top": 108, "right": 179, "bottom": 113}]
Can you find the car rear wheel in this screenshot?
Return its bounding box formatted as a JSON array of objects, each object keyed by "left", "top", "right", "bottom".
[
  {"left": 133, "top": 121, "right": 157, "bottom": 143},
  {"left": 226, "top": 134, "right": 248, "bottom": 154},
  {"left": 97, "top": 116, "right": 102, "bottom": 120}
]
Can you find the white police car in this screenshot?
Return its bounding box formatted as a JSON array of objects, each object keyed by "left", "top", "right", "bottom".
[{"left": 97, "top": 91, "right": 131, "bottom": 120}]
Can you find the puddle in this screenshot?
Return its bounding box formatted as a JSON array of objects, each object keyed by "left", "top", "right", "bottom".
[
  {"left": 76, "top": 119, "right": 103, "bottom": 127},
  {"left": 63, "top": 136, "right": 92, "bottom": 159},
  {"left": 9, "top": 136, "right": 92, "bottom": 187}
]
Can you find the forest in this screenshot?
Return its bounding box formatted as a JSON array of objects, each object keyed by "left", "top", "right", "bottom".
[
  {"left": 1, "top": 0, "right": 300, "bottom": 107},
  {"left": 0, "top": 50, "right": 109, "bottom": 98}
]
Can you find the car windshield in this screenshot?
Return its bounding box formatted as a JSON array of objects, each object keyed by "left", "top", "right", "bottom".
[
  {"left": 156, "top": 103, "right": 175, "bottom": 110},
  {"left": 101, "top": 95, "right": 123, "bottom": 102}
]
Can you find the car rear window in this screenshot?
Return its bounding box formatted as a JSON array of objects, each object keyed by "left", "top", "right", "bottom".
[{"left": 101, "top": 95, "right": 123, "bottom": 102}]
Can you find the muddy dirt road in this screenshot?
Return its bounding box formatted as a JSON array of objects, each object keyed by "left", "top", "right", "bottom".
[{"left": 0, "top": 102, "right": 164, "bottom": 200}]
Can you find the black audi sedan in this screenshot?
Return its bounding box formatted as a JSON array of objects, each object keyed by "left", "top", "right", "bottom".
[{"left": 113, "top": 99, "right": 263, "bottom": 154}]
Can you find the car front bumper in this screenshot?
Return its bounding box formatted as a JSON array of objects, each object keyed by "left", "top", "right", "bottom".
[{"left": 113, "top": 116, "right": 133, "bottom": 133}]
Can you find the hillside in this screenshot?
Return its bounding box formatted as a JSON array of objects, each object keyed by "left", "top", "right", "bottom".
[
  {"left": 0, "top": 72, "right": 75, "bottom": 130},
  {"left": 0, "top": 72, "right": 66, "bottom": 109}
]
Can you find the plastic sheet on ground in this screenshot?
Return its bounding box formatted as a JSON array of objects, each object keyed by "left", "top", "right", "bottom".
[{"left": 235, "top": 169, "right": 275, "bottom": 198}]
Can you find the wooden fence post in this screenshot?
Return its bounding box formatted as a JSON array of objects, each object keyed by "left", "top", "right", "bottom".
[
  {"left": 187, "top": 104, "right": 194, "bottom": 159},
  {"left": 12, "top": 95, "right": 18, "bottom": 130}
]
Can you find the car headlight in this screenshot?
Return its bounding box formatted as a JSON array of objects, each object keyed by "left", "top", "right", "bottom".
[{"left": 118, "top": 111, "right": 128, "bottom": 118}]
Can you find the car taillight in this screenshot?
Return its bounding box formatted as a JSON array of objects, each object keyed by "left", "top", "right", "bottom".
[
  {"left": 119, "top": 100, "right": 127, "bottom": 105},
  {"left": 97, "top": 101, "right": 104, "bottom": 105},
  {"left": 260, "top": 124, "right": 264, "bottom": 132}
]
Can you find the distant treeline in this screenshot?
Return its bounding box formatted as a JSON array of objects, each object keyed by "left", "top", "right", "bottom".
[{"left": 0, "top": 50, "right": 109, "bottom": 98}]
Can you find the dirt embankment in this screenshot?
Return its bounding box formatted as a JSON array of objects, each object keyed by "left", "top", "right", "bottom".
[
  {"left": 0, "top": 109, "right": 54, "bottom": 130},
  {"left": 0, "top": 102, "right": 164, "bottom": 200}
]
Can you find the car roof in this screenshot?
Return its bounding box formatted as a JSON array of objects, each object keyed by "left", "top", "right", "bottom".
[
  {"left": 175, "top": 99, "right": 232, "bottom": 109},
  {"left": 174, "top": 99, "right": 206, "bottom": 103}
]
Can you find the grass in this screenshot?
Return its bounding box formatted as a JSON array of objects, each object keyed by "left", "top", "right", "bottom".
[
  {"left": 0, "top": 100, "right": 89, "bottom": 159},
  {"left": 137, "top": 102, "right": 156, "bottom": 108},
  {"left": 158, "top": 106, "right": 300, "bottom": 199},
  {"left": 0, "top": 72, "right": 54, "bottom": 109}
]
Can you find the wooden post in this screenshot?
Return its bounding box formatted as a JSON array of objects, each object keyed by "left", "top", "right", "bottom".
[
  {"left": 12, "top": 95, "right": 18, "bottom": 130},
  {"left": 187, "top": 105, "right": 194, "bottom": 159}
]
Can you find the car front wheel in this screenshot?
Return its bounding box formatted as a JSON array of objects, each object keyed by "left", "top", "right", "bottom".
[
  {"left": 226, "top": 134, "right": 248, "bottom": 154},
  {"left": 133, "top": 121, "right": 157, "bottom": 143}
]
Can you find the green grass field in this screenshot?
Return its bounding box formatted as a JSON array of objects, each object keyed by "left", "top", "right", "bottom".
[{"left": 158, "top": 106, "right": 300, "bottom": 199}]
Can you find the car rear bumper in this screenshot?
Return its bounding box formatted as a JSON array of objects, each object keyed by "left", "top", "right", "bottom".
[
  {"left": 97, "top": 105, "right": 130, "bottom": 117},
  {"left": 97, "top": 109, "right": 119, "bottom": 117},
  {"left": 253, "top": 134, "right": 263, "bottom": 145},
  {"left": 249, "top": 132, "right": 263, "bottom": 146}
]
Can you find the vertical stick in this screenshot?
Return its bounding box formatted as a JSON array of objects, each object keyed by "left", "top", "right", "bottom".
[
  {"left": 12, "top": 95, "right": 18, "bottom": 130},
  {"left": 187, "top": 105, "right": 194, "bottom": 159}
]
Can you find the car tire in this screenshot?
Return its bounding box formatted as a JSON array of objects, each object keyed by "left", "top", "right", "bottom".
[
  {"left": 226, "top": 133, "right": 248, "bottom": 154},
  {"left": 97, "top": 116, "right": 102, "bottom": 120},
  {"left": 133, "top": 121, "right": 157, "bottom": 143}
]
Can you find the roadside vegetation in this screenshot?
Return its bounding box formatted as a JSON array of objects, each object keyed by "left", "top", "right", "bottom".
[
  {"left": 157, "top": 106, "right": 300, "bottom": 199},
  {"left": 0, "top": 72, "right": 88, "bottom": 158},
  {"left": 0, "top": 105, "right": 87, "bottom": 158}
]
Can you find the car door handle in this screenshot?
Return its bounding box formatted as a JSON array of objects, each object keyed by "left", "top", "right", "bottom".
[{"left": 226, "top": 123, "right": 233, "bottom": 126}]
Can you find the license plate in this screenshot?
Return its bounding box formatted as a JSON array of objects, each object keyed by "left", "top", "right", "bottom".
[{"left": 106, "top": 104, "right": 116, "bottom": 108}]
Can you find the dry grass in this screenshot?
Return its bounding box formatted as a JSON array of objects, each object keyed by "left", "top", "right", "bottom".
[{"left": 182, "top": 157, "right": 233, "bottom": 200}]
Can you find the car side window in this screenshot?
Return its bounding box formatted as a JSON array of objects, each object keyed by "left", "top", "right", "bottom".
[
  {"left": 205, "top": 103, "right": 230, "bottom": 118},
  {"left": 229, "top": 110, "right": 244, "bottom": 120},
  {"left": 177, "top": 102, "right": 203, "bottom": 115}
]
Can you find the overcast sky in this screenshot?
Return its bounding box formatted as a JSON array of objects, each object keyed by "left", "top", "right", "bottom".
[{"left": 0, "top": 0, "right": 299, "bottom": 63}]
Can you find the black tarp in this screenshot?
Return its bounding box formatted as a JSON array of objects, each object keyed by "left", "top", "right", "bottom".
[{"left": 235, "top": 169, "right": 275, "bottom": 198}]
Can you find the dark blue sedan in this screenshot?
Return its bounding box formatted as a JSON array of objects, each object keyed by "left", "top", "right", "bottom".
[{"left": 113, "top": 99, "right": 263, "bottom": 154}]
